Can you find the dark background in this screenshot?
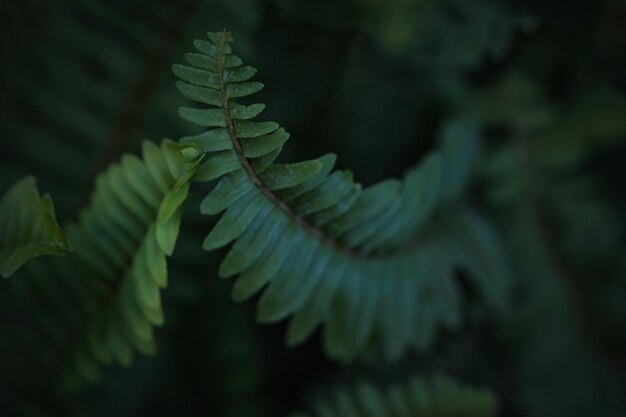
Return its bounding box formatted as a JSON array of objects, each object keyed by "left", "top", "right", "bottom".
[{"left": 1, "top": 0, "right": 625, "bottom": 416}]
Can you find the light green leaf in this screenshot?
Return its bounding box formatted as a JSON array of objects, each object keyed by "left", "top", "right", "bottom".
[{"left": 0, "top": 176, "right": 72, "bottom": 278}]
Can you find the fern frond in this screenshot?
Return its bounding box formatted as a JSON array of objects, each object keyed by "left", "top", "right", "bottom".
[
  {"left": 0, "top": 176, "right": 71, "bottom": 278},
  {"left": 174, "top": 31, "right": 510, "bottom": 361},
  {"left": 7, "top": 140, "right": 202, "bottom": 394},
  {"left": 56, "top": 139, "right": 202, "bottom": 390},
  {"left": 292, "top": 374, "right": 498, "bottom": 417}
]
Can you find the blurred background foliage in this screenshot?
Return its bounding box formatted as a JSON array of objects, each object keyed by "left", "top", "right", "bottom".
[{"left": 0, "top": 0, "right": 625, "bottom": 416}]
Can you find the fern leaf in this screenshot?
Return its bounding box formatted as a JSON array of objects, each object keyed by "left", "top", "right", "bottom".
[
  {"left": 293, "top": 374, "right": 498, "bottom": 417},
  {"left": 0, "top": 176, "right": 71, "bottom": 278},
  {"left": 439, "top": 120, "right": 481, "bottom": 204},
  {"left": 174, "top": 31, "right": 510, "bottom": 361},
  {"left": 47, "top": 140, "right": 202, "bottom": 391}
]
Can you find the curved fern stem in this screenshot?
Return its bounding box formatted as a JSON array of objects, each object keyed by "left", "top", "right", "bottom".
[
  {"left": 174, "top": 31, "right": 512, "bottom": 361},
  {"left": 213, "top": 34, "right": 355, "bottom": 256}
]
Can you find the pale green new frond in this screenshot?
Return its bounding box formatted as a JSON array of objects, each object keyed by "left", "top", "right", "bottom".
[
  {"left": 174, "top": 31, "right": 511, "bottom": 361},
  {"left": 293, "top": 374, "right": 498, "bottom": 417},
  {"left": 0, "top": 176, "right": 71, "bottom": 278},
  {"left": 57, "top": 139, "right": 202, "bottom": 391}
]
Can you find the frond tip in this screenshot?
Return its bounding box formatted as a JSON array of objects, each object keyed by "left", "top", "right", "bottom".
[
  {"left": 292, "top": 374, "right": 498, "bottom": 417},
  {"left": 0, "top": 176, "right": 71, "bottom": 278},
  {"left": 174, "top": 31, "right": 511, "bottom": 361}
]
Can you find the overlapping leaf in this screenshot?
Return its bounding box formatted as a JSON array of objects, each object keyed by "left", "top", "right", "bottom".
[
  {"left": 0, "top": 176, "right": 71, "bottom": 278},
  {"left": 174, "top": 31, "right": 511, "bottom": 361}
]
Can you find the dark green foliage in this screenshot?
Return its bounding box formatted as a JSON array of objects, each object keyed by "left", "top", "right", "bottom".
[
  {"left": 1, "top": 1, "right": 625, "bottom": 416},
  {"left": 0, "top": 176, "right": 71, "bottom": 277}
]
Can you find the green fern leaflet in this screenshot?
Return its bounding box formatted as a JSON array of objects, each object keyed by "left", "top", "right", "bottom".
[
  {"left": 0, "top": 176, "right": 71, "bottom": 278},
  {"left": 174, "top": 31, "right": 511, "bottom": 361}
]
